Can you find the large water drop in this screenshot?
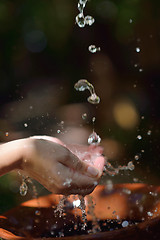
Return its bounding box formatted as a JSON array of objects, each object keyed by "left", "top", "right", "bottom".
[
  {"left": 88, "top": 131, "right": 101, "bottom": 145},
  {"left": 76, "top": 13, "right": 85, "bottom": 28}
]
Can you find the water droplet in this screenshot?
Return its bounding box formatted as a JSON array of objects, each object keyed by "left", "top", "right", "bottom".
[
  {"left": 88, "top": 131, "right": 101, "bottom": 145},
  {"left": 139, "top": 68, "right": 143, "bottom": 72},
  {"left": 92, "top": 117, "right": 96, "bottom": 123},
  {"left": 85, "top": 15, "right": 95, "bottom": 26},
  {"left": 78, "top": 2, "right": 85, "bottom": 12},
  {"left": 74, "top": 79, "right": 100, "bottom": 105},
  {"left": 147, "top": 130, "right": 152, "bottom": 135},
  {"left": 147, "top": 211, "right": 153, "bottom": 217},
  {"left": 135, "top": 154, "right": 140, "bottom": 160},
  {"left": 87, "top": 93, "right": 100, "bottom": 104},
  {"left": 82, "top": 113, "right": 87, "bottom": 120},
  {"left": 24, "top": 123, "right": 28, "bottom": 128},
  {"left": 63, "top": 178, "right": 72, "bottom": 187},
  {"left": 74, "top": 79, "right": 92, "bottom": 91},
  {"left": 88, "top": 45, "right": 101, "bottom": 53},
  {"left": 136, "top": 47, "right": 141, "bottom": 53},
  {"left": 122, "top": 220, "right": 129, "bottom": 228},
  {"left": 127, "top": 161, "right": 135, "bottom": 171},
  {"left": 134, "top": 63, "right": 138, "bottom": 67},
  {"left": 133, "top": 178, "right": 138, "bottom": 182},
  {"left": 79, "top": 0, "right": 87, "bottom": 4},
  {"left": 76, "top": 12, "right": 85, "bottom": 28},
  {"left": 57, "top": 129, "right": 61, "bottom": 133},
  {"left": 20, "top": 181, "right": 28, "bottom": 196},
  {"left": 137, "top": 135, "right": 142, "bottom": 140},
  {"left": 141, "top": 116, "right": 144, "bottom": 119},
  {"left": 129, "top": 19, "right": 133, "bottom": 23},
  {"left": 35, "top": 210, "right": 41, "bottom": 216}
]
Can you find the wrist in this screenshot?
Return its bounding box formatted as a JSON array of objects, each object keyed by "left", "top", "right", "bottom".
[{"left": 0, "top": 138, "right": 29, "bottom": 176}]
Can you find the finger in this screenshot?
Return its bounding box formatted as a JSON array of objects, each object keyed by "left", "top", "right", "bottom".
[
  {"left": 56, "top": 163, "right": 98, "bottom": 189},
  {"left": 30, "top": 135, "right": 64, "bottom": 146},
  {"left": 92, "top": 156, "right": 105, "bottom": 175},
  {"left": 59, "top": 151, "right": 100, "bottom": 178}
]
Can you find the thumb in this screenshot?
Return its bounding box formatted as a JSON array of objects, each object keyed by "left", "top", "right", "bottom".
[{"left": 60, "top": 150, "right": 100, "bottom": 178}]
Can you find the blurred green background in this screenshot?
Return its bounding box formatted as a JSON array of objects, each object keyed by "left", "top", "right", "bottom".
[{"left": 0, "top": 0, "right": 160, "bottom": 213}]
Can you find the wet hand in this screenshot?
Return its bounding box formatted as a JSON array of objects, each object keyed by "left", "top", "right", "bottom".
[{"left": 21, "top": 136, "right": 105, "bottom": 196}]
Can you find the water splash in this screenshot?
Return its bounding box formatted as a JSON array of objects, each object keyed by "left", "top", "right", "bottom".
[
  {"left": 74, "top": 79, "right": 100, "bottom": 104},
  {"left": 103, "top": 159, "right": 135, "bottom": 177},
  {"left": 54, "top": 196, "right": 67, "bottom": 218},
  {"left": 78, "top": 195, "right": 87, "bottom": 230},
  {"left": 76, "top": 0, "right": 95, "bottom": 28}
]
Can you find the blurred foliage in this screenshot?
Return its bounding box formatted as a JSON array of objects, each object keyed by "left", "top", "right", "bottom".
[{"left": 0, "top": 0, "right": 160, "bottom": 213}]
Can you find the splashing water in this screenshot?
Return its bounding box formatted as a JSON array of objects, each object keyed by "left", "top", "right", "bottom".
[
  {"left": 76, "top": 0, "right": 95, "bottom": 28},
  {"left": 74, "top": 79, "right": 100, "bottom": 104},
  {"left": 54, "top": 196, "right": 67, "bottom": 218},
  {"left": 78, "top": 195, "right": 87, "bottom": 230}
]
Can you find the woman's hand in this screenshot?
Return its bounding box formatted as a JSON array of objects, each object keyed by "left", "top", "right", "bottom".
[{"left": 21, "top": 136, "right": 105, "bottom": 195}]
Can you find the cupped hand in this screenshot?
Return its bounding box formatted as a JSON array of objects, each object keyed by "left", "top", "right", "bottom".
[{"left": 21, "top": 136, "right": 105, "bottom": 196}]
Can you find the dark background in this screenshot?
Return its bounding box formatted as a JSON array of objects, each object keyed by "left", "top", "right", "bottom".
[{"left": 0, "top": 0, "right": 160, "bottom": 213}]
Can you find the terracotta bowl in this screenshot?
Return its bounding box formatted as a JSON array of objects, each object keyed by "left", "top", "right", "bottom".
[{"left": 0, "top": 183, "right": 160, "bottom": 240}]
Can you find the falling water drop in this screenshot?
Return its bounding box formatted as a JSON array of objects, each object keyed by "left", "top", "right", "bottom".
[
  {"left": 78, "top": 2, "right": 85, "bottom": 12},
  {"left": 135, "top": 154, "right": 140, "bottom": 160},
  {"left": 92, "top": 117, "right": 96, "bottom": 123},
  {"left": 147, "top": 130, "right": 152, "bottom": 135},
  {"left": 122, "top": 220, "right": 129, "bottom": 228},
  {"left": 137, "top": 135, "right": 142, "bottom": 140},
  {"left": 74, "top": 79, "right": 100, "bottom": 105},
  {"left": 35, "top": 210, "right": 41, "bottom": 216},
  {"left": 20, "top": 181, "right": 28, "bottom": 196},
  {"left": 79, "top": 0, "right": 87, "bottom": 4},
  {"left": 85, "top": 15, "right": 95, "bottom": 26},
  {"left": 136, "top": 47, "right": 141, "bottom": 53},
  {"left": 76, "top": 13, "right": 85, "bottom": 28},
  {"left": 82, "top": 113, "right": 87, "bottom": 120},
  {"left": 88, "top": 45, "right": 101, "bottom": 53},
  {"left": 74, "top": 79, "right": 92, "bottom": 91},
  {"left": 88, "top": 131, "right": 101, "bottom": 145},
  {"left": 87, "top": 93, "right": 100, "bottom": 104},
  {"left": 127, "top": 161, "right": 135, "bottom": 171}
]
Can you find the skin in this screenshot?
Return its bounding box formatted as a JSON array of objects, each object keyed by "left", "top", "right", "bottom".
[{"left": 0, "top": 136, "right": 105, "bottom": 196}]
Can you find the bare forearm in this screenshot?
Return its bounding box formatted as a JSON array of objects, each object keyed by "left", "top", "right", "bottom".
[{"left": 0, "top": 139, "right": 26, "bottom": 176}]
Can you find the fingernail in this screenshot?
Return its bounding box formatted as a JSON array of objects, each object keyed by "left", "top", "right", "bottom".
[{"left": 87, "top": 166, "right": 99, "bottom": 177}]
